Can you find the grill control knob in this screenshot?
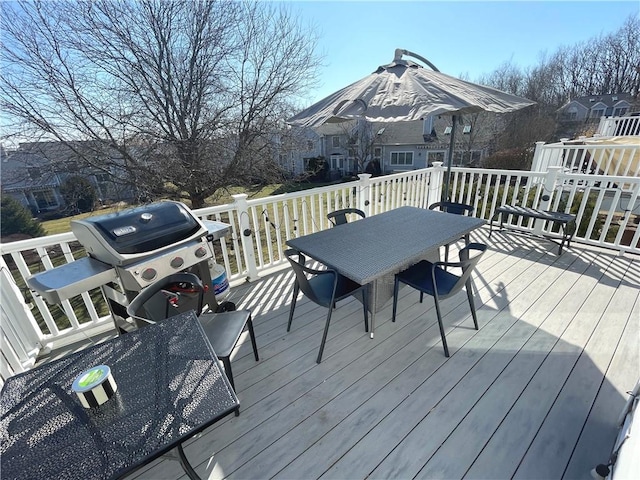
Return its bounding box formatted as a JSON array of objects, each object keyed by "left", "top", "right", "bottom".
[
  {"left": 195, "top": 246, "right": 208, "bottom": 258},
  {"left": 170, "top": 257, "right": 184, "bottom": 269},
  {"left": 141, "top": 268, "right": 157, "bottom": 281}
]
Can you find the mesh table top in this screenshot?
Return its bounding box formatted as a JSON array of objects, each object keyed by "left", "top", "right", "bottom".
[
  {"left": 287, "top": 206, "right": 486, "bottom": 285},
  {"left": 0, "top": 311, "right": 238, "bottom": 480}
]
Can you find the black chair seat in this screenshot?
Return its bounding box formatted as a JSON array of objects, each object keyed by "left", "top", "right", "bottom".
[
  {"left": 428, "top": 201, "right": 475, "bottom": 264},
  {"left": 397, "top": 260, "right": 460, "bottom": 298},
  {"left": 307, "top": 274, "right": 364, "bottom": 307},
  {"left": 327, "top": 208, "right": 366, "bottom": 226},
  {"left": 428, "top": 201, "right": 474, "bottom": 216},
  {"left": 198, "top": 310, "right": 253, "bottom": 359},
  {"left": 393, "top": 243, "right": 487, "bottom": 357},
  {"left": 285, "top": 248, "right": 368, "bottom": 363}
]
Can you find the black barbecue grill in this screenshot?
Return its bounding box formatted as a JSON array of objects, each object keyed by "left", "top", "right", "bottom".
[{"left": 27, "top": 201, "right": 232, "bottom": 333}]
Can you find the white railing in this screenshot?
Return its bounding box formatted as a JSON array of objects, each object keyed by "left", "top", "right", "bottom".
[
  {"left": 531, "top": 139, "right": 640, "bottom": 178},
  {"left": 597, "top": 115, "right": 640, "bottom": 136},
  {"left": 2, "top": 163, "right": 639, "bottom": 384}
]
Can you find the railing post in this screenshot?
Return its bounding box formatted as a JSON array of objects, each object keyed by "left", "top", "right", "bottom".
[
  {"left": 531, "top": 141, "right": 547, "bottom": 171},
  {"left": 429, "top": 162, "right": 444, "bottom": 206},
  {"left": 534, "top": 166, "right": 562, "bottom": 235},
  {"left": 596, "top": 116, "right": 607, "bottom": 136},
  {"left": 232, "top": 194, "right": 260, "bottom": 282},
  {"left": 0, "top": 256, "right": 43, "bottom": 372},
  {"left": 540, "top": 166, "right": 562, "bottom": 210},
  {"left": 357, "top": 173, "right": 372, "bottom": 216}
]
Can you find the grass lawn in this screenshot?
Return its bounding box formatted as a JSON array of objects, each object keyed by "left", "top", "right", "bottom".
[{"left": 41, "top": 180, "right": 342, "bottom": 235}]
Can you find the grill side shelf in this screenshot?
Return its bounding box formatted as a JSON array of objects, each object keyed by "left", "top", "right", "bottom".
[{"left": 27, "top": 257, "right": 118, "bottom": 305}]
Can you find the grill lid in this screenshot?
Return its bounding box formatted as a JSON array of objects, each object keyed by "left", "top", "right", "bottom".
[{"left": 71, "top": 201, "right": 208, "bottom": 266}]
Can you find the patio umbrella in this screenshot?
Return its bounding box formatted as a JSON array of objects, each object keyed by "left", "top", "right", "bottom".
[{"left": 287, "top": 49, "right": 535, "bottom": 200}]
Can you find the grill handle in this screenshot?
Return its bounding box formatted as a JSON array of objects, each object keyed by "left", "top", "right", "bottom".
[{"left": 126, "top": 273, "right": 204, "bottom": 322}]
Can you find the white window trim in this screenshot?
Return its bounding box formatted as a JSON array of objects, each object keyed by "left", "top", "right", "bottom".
[
  {"left": 330, "top": 154, "right": 345, "bottom": 170},
  {"left": 390, "top": 151, "right": 414, "bottom": 166}
]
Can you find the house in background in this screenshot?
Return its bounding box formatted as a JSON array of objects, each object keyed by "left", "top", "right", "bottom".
[
  {"left": 283, "top": 113, "right": 501, "bottom": 179},
  {"left": 1, "top": 141, "right": 135, "bottom": 215},
  {"left": 557, "top": 93, "right": 634, "bottom": 124}
]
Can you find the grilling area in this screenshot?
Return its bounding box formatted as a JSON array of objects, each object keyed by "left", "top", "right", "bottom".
[
  {"left": 2, "top": 155, "right": 640, "bottom": 479},
  {"left": 26, "top": 201, "right": 233, "bottom": 334}
]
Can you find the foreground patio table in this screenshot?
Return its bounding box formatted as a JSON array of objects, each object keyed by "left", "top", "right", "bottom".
[
  {"left": 287, "top": 206, "right": 486, "bottom": 337},
  {"left": 0, "top": 311, "right": 238, "bottom": 480}
]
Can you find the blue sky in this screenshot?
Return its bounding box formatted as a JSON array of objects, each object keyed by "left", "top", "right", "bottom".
[{"left": 286, "top": 1, "right": 639, "bottom": 105}]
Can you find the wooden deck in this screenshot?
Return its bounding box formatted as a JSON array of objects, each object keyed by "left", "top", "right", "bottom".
[{"left": 72, "top": 229, "right": 640, "bottom": 479}]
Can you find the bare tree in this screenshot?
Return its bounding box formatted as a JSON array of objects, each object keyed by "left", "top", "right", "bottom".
[
  {"left": 332, "top": 120, "right": 386, "bottom": 174},
  {"left": 0, "top": 0, "right": 321, "bottom": 208}
]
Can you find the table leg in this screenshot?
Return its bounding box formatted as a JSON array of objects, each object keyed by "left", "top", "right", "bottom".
[
  {"left": 369, "top": 311, "right": 376, "bottom": 338},
  {"left": 177, "top": 443, "right": 201, "bottom": 480}
]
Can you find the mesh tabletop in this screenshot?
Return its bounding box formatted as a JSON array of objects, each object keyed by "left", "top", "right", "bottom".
[
  {"left": 287, "top": 206, "right": 485, "bottom": 312},
  {"left": 0, "top": 311, "right": 238, "bottom": 480}
]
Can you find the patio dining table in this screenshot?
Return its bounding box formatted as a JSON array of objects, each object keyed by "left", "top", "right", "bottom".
[
  {"left": 286, "top": 206, "right": 486, "bottom": 337},
  {"left": 0, "top": 311, "right": 238, "bottom": 480}
]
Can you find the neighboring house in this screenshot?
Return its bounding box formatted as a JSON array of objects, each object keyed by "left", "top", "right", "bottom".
[
  {"left": 557, "top": 93, "right": 634, "bottom": 123},
  {"left": 1, "top": 141, "right": 135, "bottom": 214},
  {"left": 284, "top": 113, "right": 500, "bottom": 178}
]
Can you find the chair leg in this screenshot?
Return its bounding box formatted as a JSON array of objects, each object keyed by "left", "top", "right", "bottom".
[
  {"left": 392, "top": 277, "right": 400, "bottom": 322},
  {"left": 247, "top": 316, "right": 259, "bottom": 361},
  {"left": 433, "top": 295, "right": 450, "bottom": 357},
  {"left": 466, "top": 279, "right": 479, "bottom": 330},
  {"left": 221, "top": 356, "right": 239, "bottom": 416},
  {"left": 287, "top": 283, "right": 299, "bottom": 332},
  {"left": 444, "top": 244, "right": 450, "bottom": 264},
  {"left": 222, "top": 356, "right": 235, "bottom": 391},
  {"left": 316, "top": 308, "right": 334, "bottom": 364},
  {"left": 362, "top": 288, "right": 369, "bottom": 332}
]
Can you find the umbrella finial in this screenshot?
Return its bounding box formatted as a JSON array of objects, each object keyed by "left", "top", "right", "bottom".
[{"left": 393, "top": 49, "right": 440, "bottom": 72}]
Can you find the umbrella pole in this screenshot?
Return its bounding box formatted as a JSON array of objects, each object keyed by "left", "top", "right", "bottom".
[{"left": 443, "top": 115, "right": 457, "bottom": 202}]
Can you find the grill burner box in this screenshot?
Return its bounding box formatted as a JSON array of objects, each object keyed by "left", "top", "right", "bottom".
[
  {"left": 27, "top": 201, "right": 232, "bottom": 333},
  {"left": 72, "top": 201, "right": 206, "bottom": 266}
]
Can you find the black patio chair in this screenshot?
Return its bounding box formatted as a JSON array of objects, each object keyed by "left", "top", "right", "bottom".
[
  {"left": 428, "top": 201, "right": 475, "bottom": 264},
  {"left": 285, "top": 248, "right": 368, "bottom": 363},
  {"left": 392, "top": 242, "right": 487, "bottom": 357},
  {"left": 126, "top": 272, "right": 259, "bottom": 397},
  {"left": 327, "top": 208, "right": 366, "bottom": 226}
]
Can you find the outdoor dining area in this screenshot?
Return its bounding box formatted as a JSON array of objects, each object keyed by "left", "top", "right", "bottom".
[
  {"left": 131, "top": 224, "right": 637, "bottom": 480},
  {"left": 2, "top": 197, "right": 638, "bottom": 479}
]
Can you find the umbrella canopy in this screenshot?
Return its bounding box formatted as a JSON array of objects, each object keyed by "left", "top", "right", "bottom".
[
  {"left": 288, "top": 49, "right": 535, "bottom": 128},
  {"left": 288, "top": 49, "right": 535, "bottom": 200}
]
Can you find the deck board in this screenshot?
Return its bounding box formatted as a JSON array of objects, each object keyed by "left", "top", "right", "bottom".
[{"left": 104, "top": 232, "right": 639, "bottom": 480}]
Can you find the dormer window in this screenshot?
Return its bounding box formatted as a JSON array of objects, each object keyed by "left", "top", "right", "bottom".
[
  {"left": 422, "top": 115, "right": 434, "bottom": 135},
  {"left": 462, "top": 125, "right": 471, "bottom": 134}
]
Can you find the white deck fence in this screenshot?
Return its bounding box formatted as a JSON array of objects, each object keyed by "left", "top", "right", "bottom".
[
  {"left": 2, "top": 163, "right": 639, "bottom": 383},
  {"left": 597, "top": 115, "right": 640, "bottom": 137}
]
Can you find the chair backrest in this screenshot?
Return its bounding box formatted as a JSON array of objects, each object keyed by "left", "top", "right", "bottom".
[
  {"left": 126, "top": 272, "right": 204, "bottom": 325},
  {"left": 327, "top": 208, "right": 366, "bottom": 226},
  {"left": 434, "top": 243, "right": 487, "bottom": 297},
  {"left": 284, "top": 249, "right": 337, "bottom": 308},
  {"left": 428, "top": 201, "right": 474, "bottom": 216}
]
